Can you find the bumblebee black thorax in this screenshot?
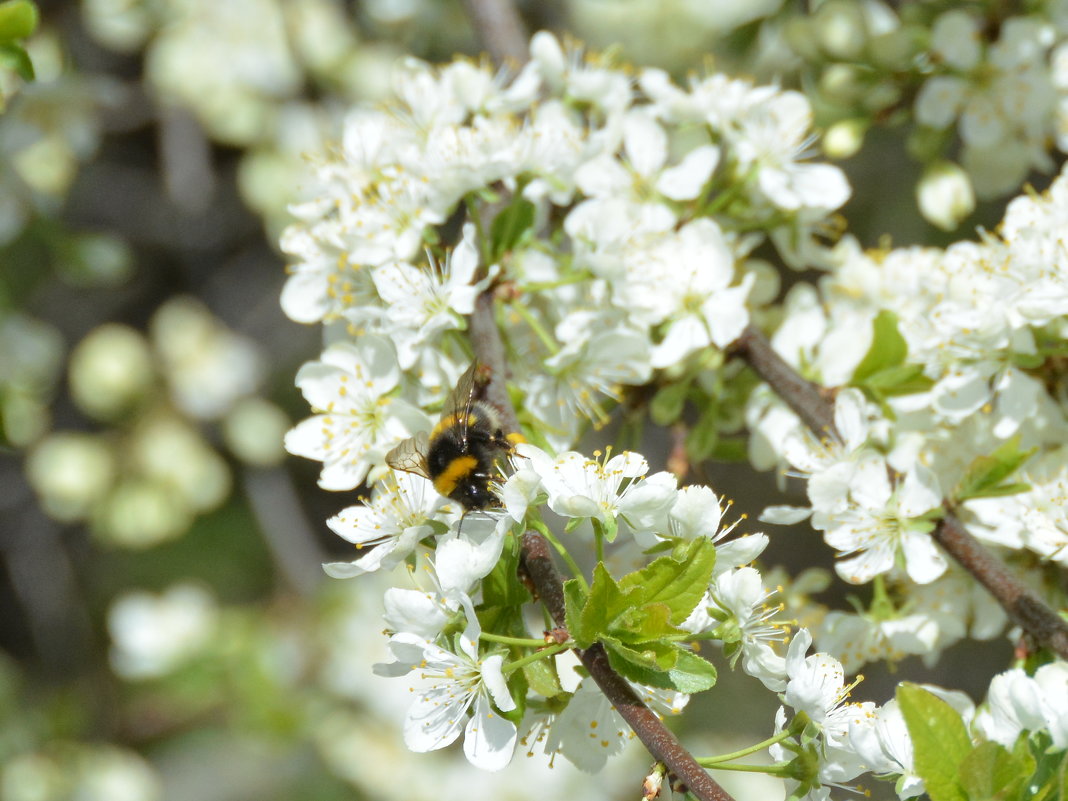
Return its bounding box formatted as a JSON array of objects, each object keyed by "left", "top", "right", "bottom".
[{"left": 427, "top": 408, "right": 507, "bottom": 508}]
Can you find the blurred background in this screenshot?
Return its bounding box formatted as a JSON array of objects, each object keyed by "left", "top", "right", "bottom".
[{"left": 0, "top": 1, "right": 1032, "bottom": 798}]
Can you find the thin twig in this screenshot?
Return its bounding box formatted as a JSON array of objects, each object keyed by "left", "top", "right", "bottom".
[
  {"left": 243, "top": 466, "right": 328, "bottom": 598},
  {"left": 935, "top": 510, "right": 1068, "bottom": 659},
  {"left": 460, "top": 0, "right": 528, "bottom": 67},
  {"left": 733, "top": 322, "right": 1068, "bottom": 661},
  {"left": 730, "top": 324, "right": 836, "bottom": 440},
  {"left": 470, "top": 290, "right": 520, "bottom": 435}
]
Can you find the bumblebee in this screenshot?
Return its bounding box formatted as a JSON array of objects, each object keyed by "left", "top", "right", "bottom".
[{"left": 386, "top": 362, "right": 519, "bottom": 510}]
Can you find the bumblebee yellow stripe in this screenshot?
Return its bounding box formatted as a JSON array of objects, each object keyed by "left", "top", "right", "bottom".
[
  {"left": 430, "top": 412, "right": 477, "bottom": 441},
  {"left": 433, "top": 455, "right": 479, "bottom": 496}
]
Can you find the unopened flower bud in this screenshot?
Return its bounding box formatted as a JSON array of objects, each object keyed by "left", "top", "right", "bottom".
[
  {"left": 69, "top": 324, "right": 154, "bottom": 421},
  {"left": 222, "top": 397, "right": 289, "bottom": 467},
  {"left": 95, "top": 477, "right": 191, "bottom": 548},
  {"left": 917, "top": 160, "right": 975, "bottom": 231},
  {"left": 814, "top": 0, "right": 867, "bottom": 60},
  {"left": 27, "top": 432, "right": 115, "bottom": 521},
  {"left": 824, "top": 119, "right": 868, "bottom": 159}
]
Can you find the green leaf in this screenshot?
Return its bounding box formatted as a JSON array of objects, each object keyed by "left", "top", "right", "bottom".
[
  {"left": 651, "top": 379, "right": 690, "bottom": 426},
  {"left": 579, "top": 563, "right": 634, "bottom": 646},
  {"left": 0, "top": 41, "right": 32, "bottom": 80},
  {"left": 562, "top": 579, "right": 590, "bottom": 648},
  {"left": 523, "top": 656, "right": 564, "bottom": 699},
  {"left": 604, "top": 637, "right": 677, "bottom": 671},
  {"left": 477, "top": 603, "right": 528, "bottom": 644},
  {"left": 603, "top": 637, "right": 680, "bottom": 689},
  {"left": 0, "top": 1, "right": 37, "bottom": 41},
  {"left": 617, "top": 537, "right": 717, "bottom": 625},
  {"left": 614, "top": 602, "right": 679, "bottom": 644},
  {"left": 1012, "top": 351, "right": 1046, "bottom": 370},
  {"left": 959, "top": 741, "right": 1029, "bottom": 801},
  {"left": 686, "top": 405, "right": 720, "bottom": 462},
  {"left": 667, "top": 649, "right": 717, "bottom": 693},
  {"left": 480, "top": 533, "right": 530, "bottom": 609},
  {"left": 970, "top": 482, "right": 1032, "bottom": 499},
  {"left": 1024, "top": 733, "right": 1068, "bottom": 801},
  {"left": 477, "top": 534, "right": 533, "bottom": 641},
  {"left": 850, "top": 311, "right": 932, "bottom": 401},
  {"left": 710, "top": 437, "right": 748, "bottom": 462},
  {"left": 853, "top": 310, "right": 908, "bottom": 383},
  {"left": 604, "top": 639, "right": 715, "bottom": 693},
  {"left": 489, "top": 196, "right": 535, "bottom": 262},
  {"left": 955, "top": 436, "right": 1036, "bottom": 502},
  {"left": 898, "top": 683, "right": 971, "bottom": 801},
  {"left": 860, "top": 363, "right": 935, "bottom": 396}
]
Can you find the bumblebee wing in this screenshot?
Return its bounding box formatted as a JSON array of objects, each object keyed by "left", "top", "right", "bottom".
[
  {"left": 442, "top": 362, "right": 493, "bottom": 446},
  {"left": 386, "top": 432, "right": 431, "bottom": 479},
  {"left": 441, "top": 362, "right": 487, "bottom": 417}
]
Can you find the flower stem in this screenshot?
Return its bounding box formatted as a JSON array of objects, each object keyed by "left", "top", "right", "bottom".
[
  {"left": 502, "top": 640, "right": 571, "bottom": 674},
  {"left": 481, "top": 631, "right": 554, "bottom": 648},
  {"left": 510, "top": 299, "right": 559, "bottom": 355},
  {"left": 697, "top": 728, "right": 795, "bottom": 765},
  {"left": 702, "top": 761, "right": 790, "bottom": 776}
]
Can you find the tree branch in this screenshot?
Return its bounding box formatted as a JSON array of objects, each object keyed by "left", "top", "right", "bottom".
[
  {"left": 935, "top": 510, "right": 1068, "bottom": 659},
  {"left": 460, "top": 0, "right": 529, "bottom": 68},
  {"left": 730, "top": 324, "right": 837, "bottom": 440},
  {"left": 732, "top": 322, "right": 1068, "bottom": 662},
  {"left": 469, "top": 290, "right": 521, "bottom": 436}
]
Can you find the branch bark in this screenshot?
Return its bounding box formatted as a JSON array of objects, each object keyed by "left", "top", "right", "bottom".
[
  {"left": 460, "top": 0, "right": 528, "bottom": 67},
  {"left": 732, "top": 322, "right": 1068, "bottom": 662}
]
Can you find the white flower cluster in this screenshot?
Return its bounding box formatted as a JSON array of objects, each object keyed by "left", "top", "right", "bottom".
[
  {"left": 281, "top": 31, "right": 850, "bottom": 454},
  {"left": 280, "top": 28, "right": 1068, "bottom": 799},
  {"left": 915, "top": 10, "right": 1059, "bottom": 199},
  {"left": 749, "top": 157, "right": 1068, "bottom": 735},
  {"left": 317, "top": 425, "right": 928, "bottom": 784},
  {"left": 755, "top": 164, "right": 1068, "bottom": 619},
  {"left": 280, "top": 31, "right": 852, "bottom": 775}
]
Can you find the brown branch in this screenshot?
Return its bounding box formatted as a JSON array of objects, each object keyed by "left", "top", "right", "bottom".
[
  {"left": 730, "top": 324, "right": 837, "bottom": 440},
  {"left": 521, "top": 531, "right": 736, "bottom": 801},
  {"left": 935, "top": 511, "right": 1068, "bottom": 659},
  {"left": 461, "top": 0, "right": 529, "bottom": 68},
  {"left": 732, "top": 322, "right": 1068, "bottom": 662}
]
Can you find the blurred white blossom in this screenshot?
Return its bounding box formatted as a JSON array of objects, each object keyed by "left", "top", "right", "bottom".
[{"left": 108, "top": 583, "right": 217, "bottom": 679}]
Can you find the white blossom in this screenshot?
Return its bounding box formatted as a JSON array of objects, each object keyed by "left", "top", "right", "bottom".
[
  {"left": 513, "top": 444, "right": 677, "bottom": 539},
  {"left": 284, "top": 336, "right": 428, "bottom": 490},
  {"left": 814, "top": 457, "right": 946, "bottom": 585},
  {"left": 323, "top": 470, "right": 445, "bottom": 578},
  {"left": 374, "top": 631, "right": 518, "bottom": 772}
]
